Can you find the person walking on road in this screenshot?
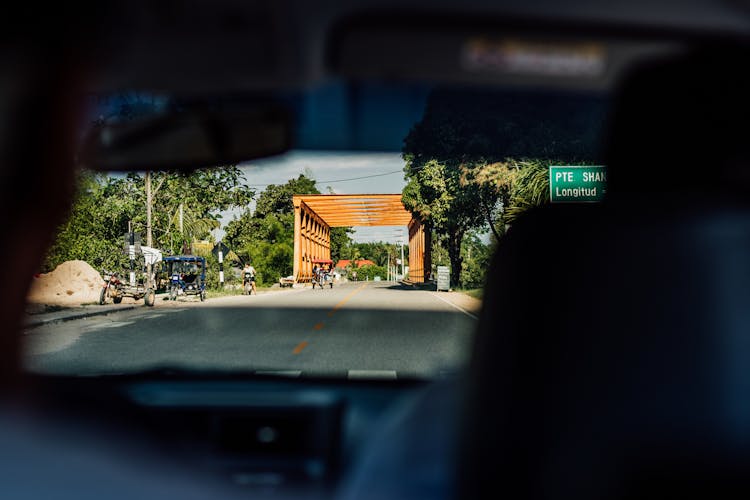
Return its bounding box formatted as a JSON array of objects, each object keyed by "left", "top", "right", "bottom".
[{"left": 243, "top": 262, "right": 257, "bottom": 295}]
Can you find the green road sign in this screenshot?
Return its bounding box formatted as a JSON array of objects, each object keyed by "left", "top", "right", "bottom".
[{"left": 549, "top": 165, "right": 607, "bottom": 203}]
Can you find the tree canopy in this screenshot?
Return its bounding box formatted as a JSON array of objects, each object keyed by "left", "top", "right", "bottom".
[
  {"left": 44, "top": 167, "right": 255, "bottom": 274},
  {"left": 402, "top": 88, "right": 607, "bottom": 285}
]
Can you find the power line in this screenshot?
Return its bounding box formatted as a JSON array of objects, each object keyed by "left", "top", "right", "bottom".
[
  {"left": 317, "top": 169, "right": 404, "bottom": 184},
  {"left": 246, "top": 169, "right": 403, "bottom": 187}
]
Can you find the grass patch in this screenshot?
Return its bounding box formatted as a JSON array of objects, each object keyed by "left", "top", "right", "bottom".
[
  {"left": 206, "top": 288, "right": 244, "bottom": 298},
  {"left": 206, "top": 284, "right": 275, "bottom": 299},
  {"left": 459, "top": 288, "right": 484, "bottom": 300}
]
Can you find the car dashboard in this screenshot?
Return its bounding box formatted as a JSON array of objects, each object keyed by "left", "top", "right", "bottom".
[{"left": 26, "top": 373, "right": 432, "bottom": 498}]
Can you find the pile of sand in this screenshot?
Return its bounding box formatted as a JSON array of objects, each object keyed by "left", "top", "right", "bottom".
[{"left": 27, "top": 260, "right": 104, "bottom": 306}]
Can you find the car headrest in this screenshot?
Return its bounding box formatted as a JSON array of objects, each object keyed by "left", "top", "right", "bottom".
[
  {"left": 457, "top": 200, "right": 750, "bottom": 499},
  {"left": 604, "top": 46, "right": 750, "bottom": 196}
]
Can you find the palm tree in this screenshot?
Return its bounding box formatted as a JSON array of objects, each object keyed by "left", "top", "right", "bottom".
[
  {"left": 461, "top": 158, "right": 553, "bottom": 230},
  {"left": 503, "top": 160, "right": 551, "bottom": 224},
  {"left": 165, "top": 204, "right": 219, "bottom": 253}
]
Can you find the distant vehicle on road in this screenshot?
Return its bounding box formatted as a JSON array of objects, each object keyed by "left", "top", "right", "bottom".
[
  {"left": 312, "top": 259, "right": 334, "bottom": 289},
  {"left": 279, "top": 275, "right": 295, "bottom": 287},
  {"left": 162, "top": 256, "right": 206, "bottom": 301}
]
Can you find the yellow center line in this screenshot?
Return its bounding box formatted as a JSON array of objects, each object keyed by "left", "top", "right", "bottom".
[
  {"left": 296, "top": 284, "right": 367, "bottom": 355},
  {"left": 328, "top": 283, "right": 367, "bottom": 317},
  {"left": 292, "top": 341, "right": 308, "bottom": 354}
]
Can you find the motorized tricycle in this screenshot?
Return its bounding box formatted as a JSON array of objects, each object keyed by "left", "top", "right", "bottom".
[
  {"left": 162, "top": 256, "right": 207, "bottom": 301},
  {"left": 311, "top": 259, "right": 334, "bottom": 289}
]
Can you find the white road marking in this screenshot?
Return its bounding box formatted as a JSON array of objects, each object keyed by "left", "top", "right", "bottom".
[
  {"left": 89, "top": 321, "right": 135, "bottom": 329},
  {"left": 348, "top": 370, "right": 397, "bottom": 380},
  {"left": 429, "top": 293, "right": 479, "bottom": 320},
  {"left": 254, "top": 370, "right": 302, "bottom": 378},
  {"left": 141, "top": 314, "right": 165, "bottom": 320}
]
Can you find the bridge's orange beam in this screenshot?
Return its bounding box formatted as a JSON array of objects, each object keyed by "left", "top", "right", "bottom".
[{"left": 292, "top": 194, "right": 427, "bottom": 283}]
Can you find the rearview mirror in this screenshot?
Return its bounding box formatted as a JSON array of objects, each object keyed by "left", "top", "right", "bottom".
[{"left": 78, "top": 105, "right": 292, "bottom": 171}]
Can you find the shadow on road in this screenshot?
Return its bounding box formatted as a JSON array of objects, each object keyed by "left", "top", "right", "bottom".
[
  {"left": 366, "top": 283, "right": 438, "bottom": 291},
  {"left": 24, "top": 305, "right": 477, "bottom": 377}
]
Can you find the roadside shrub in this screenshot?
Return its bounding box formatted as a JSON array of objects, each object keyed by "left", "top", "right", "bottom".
[
  {"left": 355, "top": 265, "right": 387, "bottom": 281},
  {"left": 196, "top": 250, "right": 239, "bottom": 290}
]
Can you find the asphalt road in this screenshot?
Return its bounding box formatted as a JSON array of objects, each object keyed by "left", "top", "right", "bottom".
[{"left": 23, "top": 282, "right": 478, "bottom": 379}]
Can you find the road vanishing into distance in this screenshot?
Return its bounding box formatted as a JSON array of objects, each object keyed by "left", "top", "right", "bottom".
[{"left": 24, "top": 282, "right": 478, "bottom": 379}]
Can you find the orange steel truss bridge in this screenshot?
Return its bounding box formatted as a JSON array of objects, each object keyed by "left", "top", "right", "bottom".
[{"left": 292, "top": 194, "right": 430, "bottom": 283}]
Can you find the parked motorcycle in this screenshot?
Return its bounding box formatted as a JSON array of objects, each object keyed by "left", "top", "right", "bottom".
[
  {"left": 168, "top": 272, "right": 182, "bottom": 301},
  {"left": 100, "top": 270, "right": 123, "bottom": 305}
]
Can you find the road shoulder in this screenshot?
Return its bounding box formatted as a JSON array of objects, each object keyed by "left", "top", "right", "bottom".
[
  {"left": 25, "top": 304, "right": 138, "bottom": 329},
  {"left": 429, "top": 291, "right": 482, "bottom": 319}
]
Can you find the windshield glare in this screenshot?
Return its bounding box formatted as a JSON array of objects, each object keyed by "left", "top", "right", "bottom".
[{"left": 23, "top": 83, "right": 608, "bottom": 379}]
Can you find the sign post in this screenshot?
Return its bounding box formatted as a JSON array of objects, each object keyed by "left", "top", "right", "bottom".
[
  {"left": 218, "top": 250, "right": 224, "bottom": 286},
  {"left": 549, "top": 166, "right": 607, "bottom": 203},
  {"left": 212, "top": 242, "right": 230, "bottom": 287},
  {"left": 437, "top": 266, "right": 450, "bottom": 292},
  {"left": 127, "top": 223, "right": 136, "bottom": 286}
]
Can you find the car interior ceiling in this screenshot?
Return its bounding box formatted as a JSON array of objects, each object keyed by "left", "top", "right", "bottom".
[{"left": 5, "top": 2, "right": 750, "bottom": 499}]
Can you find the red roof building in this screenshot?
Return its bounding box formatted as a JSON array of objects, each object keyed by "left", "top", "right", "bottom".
[{"left": 335, "top": 259, "right": 376, "bottom": 269}]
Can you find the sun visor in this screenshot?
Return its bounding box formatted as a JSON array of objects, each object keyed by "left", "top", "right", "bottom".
[{"left": 329, "top": 14, "right": 684, "bottom": 91}]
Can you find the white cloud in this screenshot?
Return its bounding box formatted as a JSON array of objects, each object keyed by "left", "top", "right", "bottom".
[{"left": 239, "top": 150, "right": 406, "bottom": 193}]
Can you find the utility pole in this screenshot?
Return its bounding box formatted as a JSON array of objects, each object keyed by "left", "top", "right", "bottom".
[
  {"left": 179, "top": 203, "right": 188, "bottom": 254},
  {"left": 145, "top": 172, "right": 153, "bottom": 288},
  {"left": 218, "top": 244, "right": 224, "bottom": 287},
  {"left": 393, "top": 229, "right": 405, "bottom": 281},
  {"left": 128, "top": 220, "right": 136, "bottom": 286},
  {"left": 400, "top": 240, "right": 405, "bottom": 281}
]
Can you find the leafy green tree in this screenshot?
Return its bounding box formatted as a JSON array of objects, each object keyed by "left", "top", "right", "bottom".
[
  {"left": 402, "top": 159, "right": 485, "bottom": 286},
  {"left": 128, "top": 167, "right": 254, "bottom": 253},
  {"left": 224, "top": 210, "right": 294, "bottom": 286},
  {"left": 45, "top": 91, "right": 256, "bottom": 273},
  {"left": 503, "top": 160, "right": 554, "bottom": 225},
  {"left": 355, "top": 265, "right": 387, "bottom": 281},
  {"left": 44, "top": 167, "right": 254, "bottom": 273},
  {"left": 429, "top": 233, "right": 450, "bottom": 270},
  {"left": 330, "top": 227, "right": 354, "bottom": 262},
  {"left": 460, "top": 158, "right": 555, "bottom": 234},
  {"left": 459, "top": 232, "right": 493, "bottom": 289},
  {"left": 402, "top": 88, "right": 606, "bottom": 286},
  {"left": 459, "top": 161, "right": 519, "bottom": 240},
  {"left": 427, "top": 230, "right": 491, "bottom": 288},
  {"left": 347, "top": 242, "right": 404, "bottom": 268},
  {"left": 403, "top": 89, "right": 605, "bottom": 166},
  {"left": 44, "top": 172, "right": 138, "bottom": 272}
]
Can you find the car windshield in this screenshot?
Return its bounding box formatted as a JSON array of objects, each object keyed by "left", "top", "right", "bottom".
[
  {"left": 167, "top": 261, "right": 202, "bottom": 275},
  {"left": 22, "top": 81, "right": 609, "bottom": 379}
]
